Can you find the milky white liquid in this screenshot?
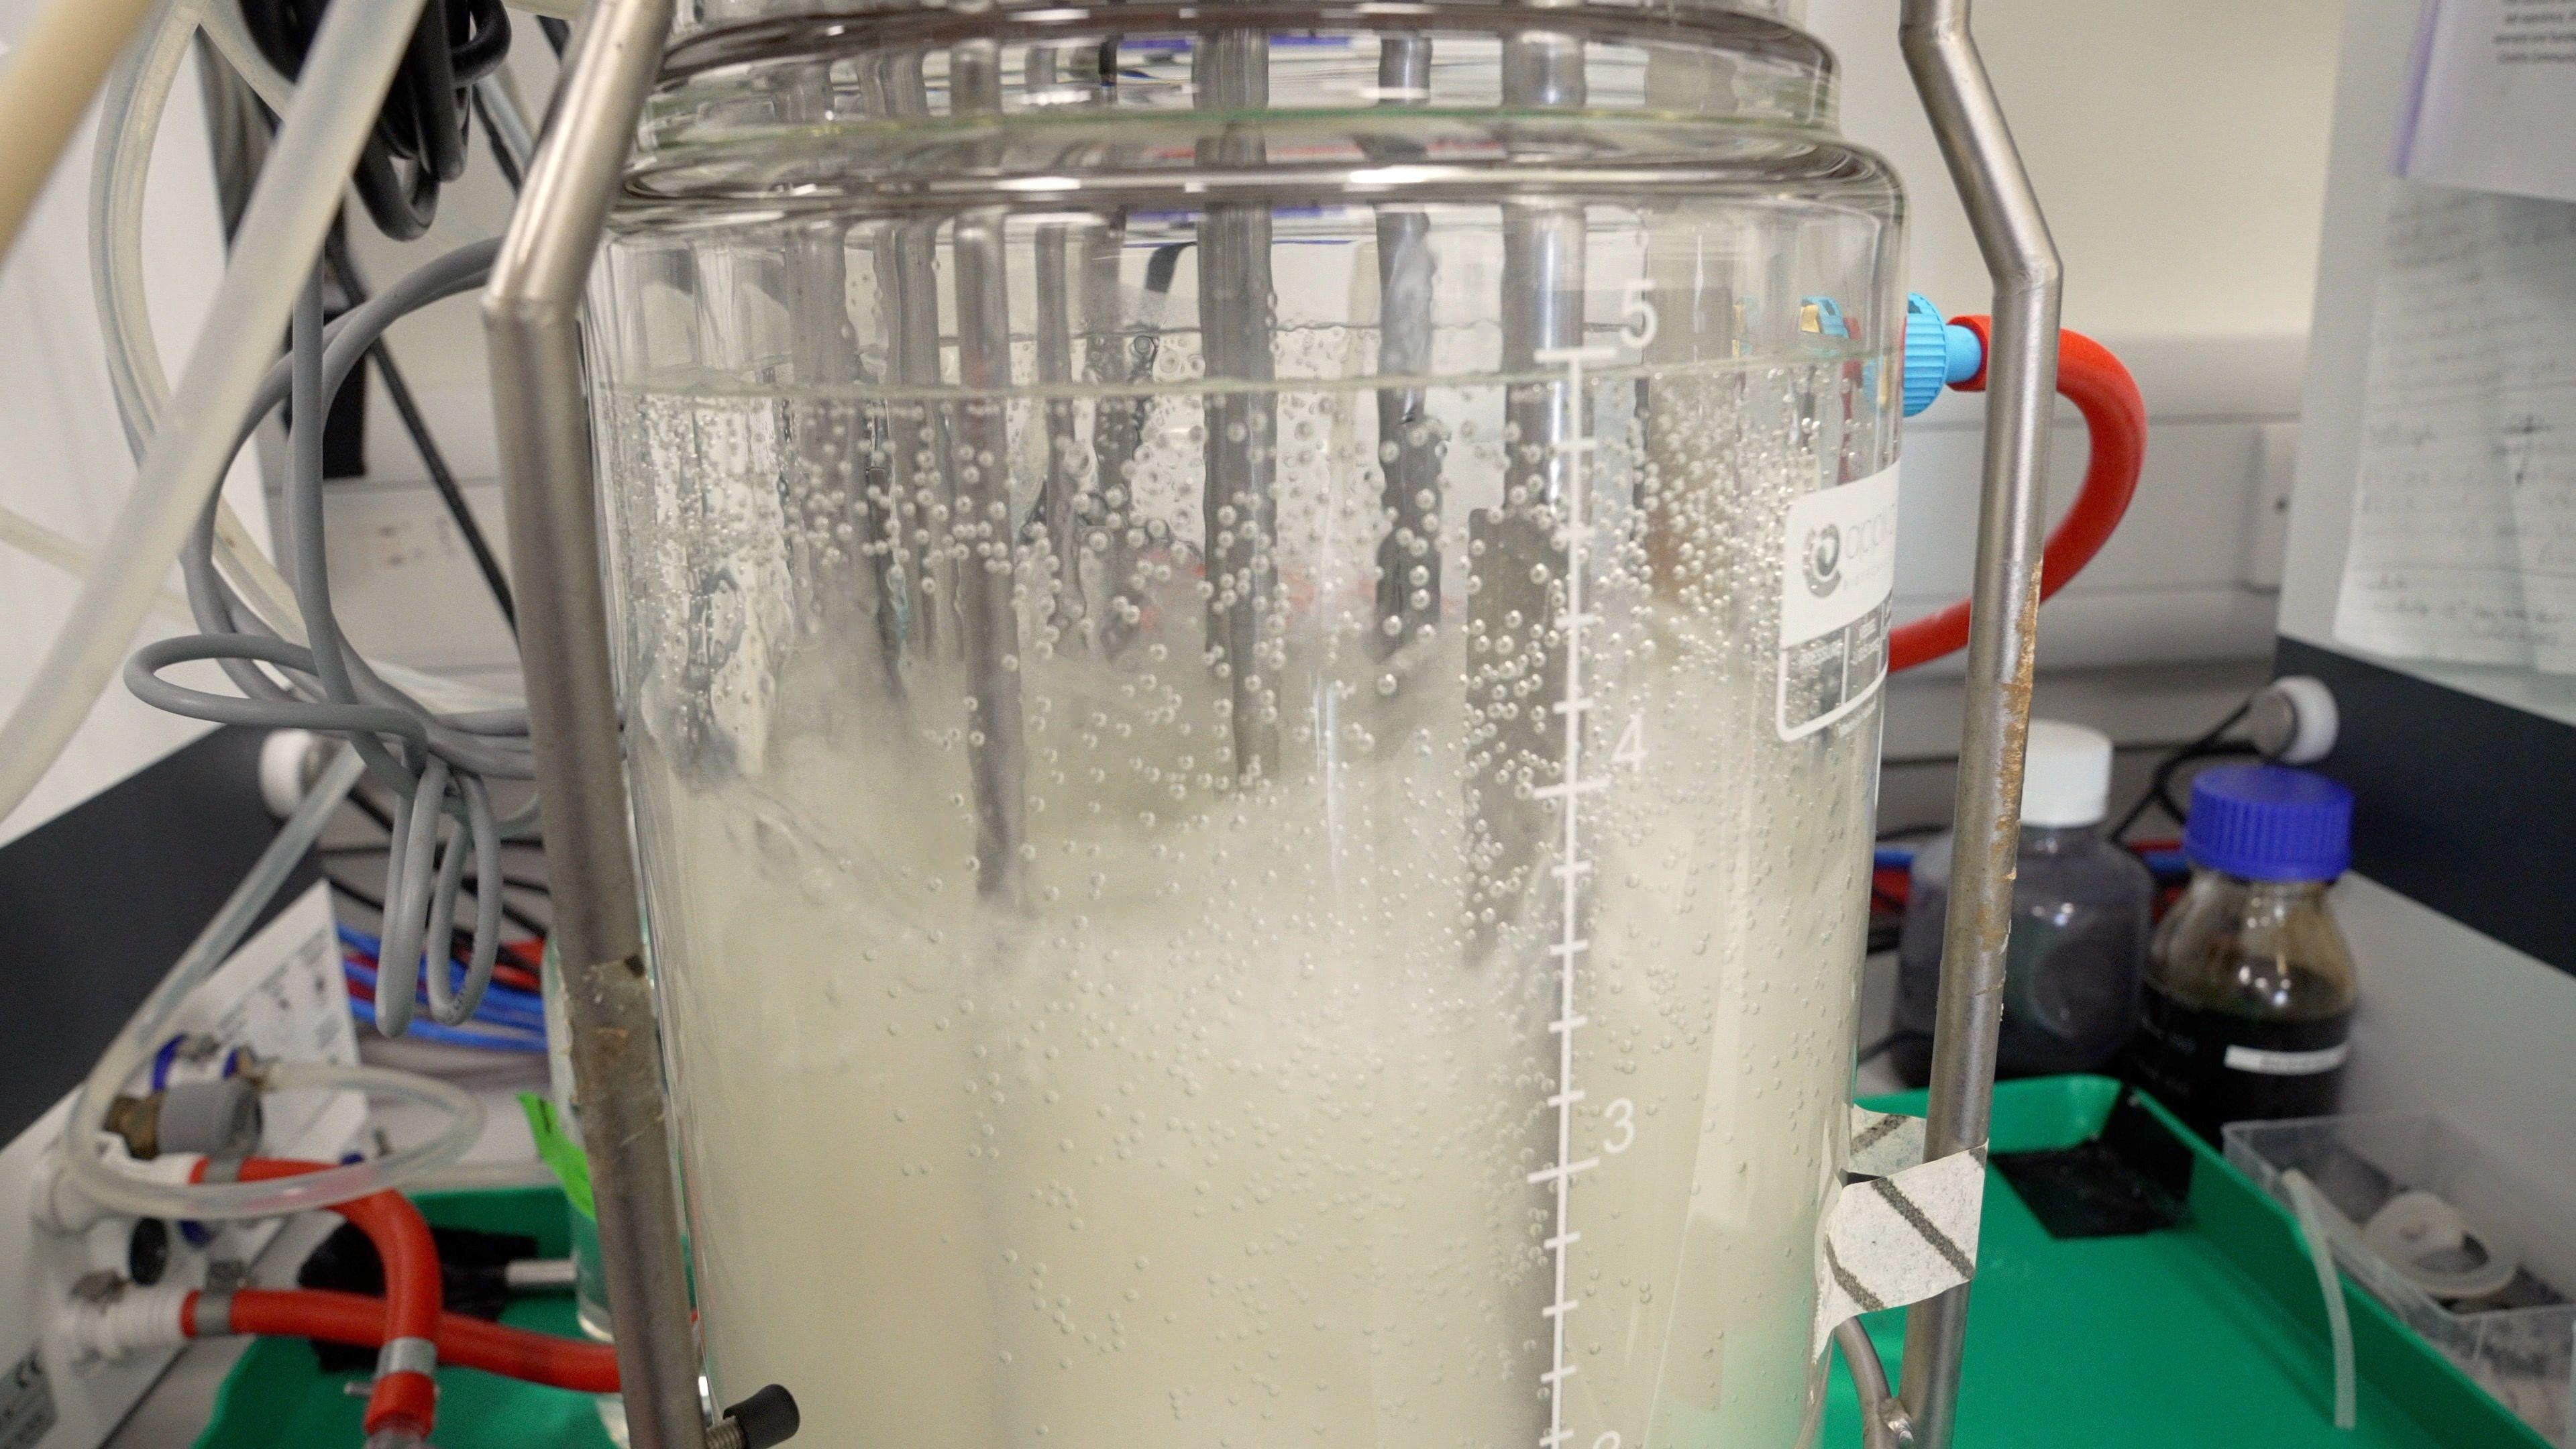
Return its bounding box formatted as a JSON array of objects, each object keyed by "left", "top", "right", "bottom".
[{"left": 600, "top": 354, "right": 1880, "bottom": 1449}]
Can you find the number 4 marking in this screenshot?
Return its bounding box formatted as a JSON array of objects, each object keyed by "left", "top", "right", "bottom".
[{"left": 1613, "top": 715, "right": 1646, "bottom": 769}]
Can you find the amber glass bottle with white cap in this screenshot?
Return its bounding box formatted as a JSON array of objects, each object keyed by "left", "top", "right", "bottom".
[{"left": 1892, "top": 720, "right": 2155, "bottom": 1081}]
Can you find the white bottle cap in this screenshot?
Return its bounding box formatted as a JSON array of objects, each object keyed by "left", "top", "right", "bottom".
[{"left": 2020, "top": 719, "right": 2114, "bottom": 827}]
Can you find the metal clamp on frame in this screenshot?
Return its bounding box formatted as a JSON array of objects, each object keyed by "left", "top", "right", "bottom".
[
  {"left": 1896, "top": 1, "right": 2063, "bottom": 1447},
  {"left": 478, "top": 0, "right": 714, "bottom": 1445}
]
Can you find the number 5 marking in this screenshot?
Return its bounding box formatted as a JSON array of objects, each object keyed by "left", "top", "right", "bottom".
[{"left": 1619, "top": 279, "right": 1659, "bottom": 351}]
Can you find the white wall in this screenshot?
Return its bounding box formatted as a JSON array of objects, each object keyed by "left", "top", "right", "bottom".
[
  {"left": 1809, "top": 0, "right": 2345, "bottom": 345},
  {"left": 1799, "top": 1, "right": 2347, "bottom": 806}
]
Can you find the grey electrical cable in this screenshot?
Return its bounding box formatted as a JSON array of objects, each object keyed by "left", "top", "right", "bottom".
[
  {"left": 123, "top": 238, "right": 525, "bottom": 1038},
  {"left": 289, "top": 272, "right": 502, "bottom": 1034},
  {"left": 321, "top": 231, "right": 518, "bottom": 635}
]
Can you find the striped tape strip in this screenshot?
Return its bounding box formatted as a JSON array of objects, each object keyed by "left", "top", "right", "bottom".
[{"left": 1811, "top": 1113, "right": 1986, "bottom": 1356}]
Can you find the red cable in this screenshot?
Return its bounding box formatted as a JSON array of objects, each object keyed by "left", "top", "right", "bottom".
[
  {"left": 186, "top": 1287, "right": 619, "bottom": 1395},
  {"left": 1887, "top": 319, "right": 2147, "bottom": 673},
  {"left": 194, "top": 1159, "right": 443, "bottom": 1438}
]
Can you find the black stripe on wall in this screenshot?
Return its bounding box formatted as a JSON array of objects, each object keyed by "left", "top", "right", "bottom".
[
  {"left": 0, "top": 728, "right": 317, "bottom": 1145},
  {"left": 2275, "top": 637, "right": 2576, "bottom": 978}
]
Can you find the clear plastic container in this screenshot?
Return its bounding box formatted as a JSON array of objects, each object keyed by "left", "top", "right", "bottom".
[
  {"left": 1892, "top": 720, "right": 2153, "bottom": 1082},
  {"left": 587, "top": 9, "right": 1902, "bottom": 1446},
  {"left": 2226, "top": 1113, "right": 2575, "bottom": 1446},
  {"left": 2127, "top": 765, "right": 2358, "bottom": 1141}
]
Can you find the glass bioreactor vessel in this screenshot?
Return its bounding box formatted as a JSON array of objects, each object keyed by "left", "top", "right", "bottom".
[{"left": 482, "top": 0, "right": 2065, "bottom": 1444}]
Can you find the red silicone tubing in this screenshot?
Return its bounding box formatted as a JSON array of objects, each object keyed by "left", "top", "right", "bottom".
[
  {"left": 186, "top": 1287, "right": 620, "bottom": 1394},
  {"left": 195, "top": 1158, "right": 443, "bottom": 1437},
  {"left": 1887, "top": 318, "right": 2147, "bottom": 673}
]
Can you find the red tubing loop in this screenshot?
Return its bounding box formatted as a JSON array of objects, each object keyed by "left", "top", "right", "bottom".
[
  {"left": 191, "top": 1159, "right": 444, "bottom": 1438},
  {"left": 1887, "top": 317, "right": 2147, "bottom": 673}
]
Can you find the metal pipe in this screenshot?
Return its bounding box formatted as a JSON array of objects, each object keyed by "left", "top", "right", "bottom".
[
  {"left": 1194, "top": 30, "right": 1281, "bottom": 780},
  {"left": 869, "top": 51, "right": 952, "bottom": 657},
  {"left": 947, "top": 39, "right": 1030, "bottom": 900},
  {"left": 479, "top": 0, "right": 709, "bottom": 1444},
  {"left": 1371, "top": 36, "right": 1442, "bottom": 659},
  {"left": 1466, "top": 17, "right": 1585, "bottom": 954},
  {"left": 1835, "top": 1319, "right": 1915, "bottom": 1449},
  {"left": 1029, "top": 45, "right": 1089, "bottom": 639},
  {"left": 1892, "top": 3, "right": 2061, "bottom": 1447}
]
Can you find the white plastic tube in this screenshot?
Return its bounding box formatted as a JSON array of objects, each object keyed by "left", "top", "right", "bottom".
[
  {"left": 0, "top": 0, "right": 429, "bottom": 825},
  {"left": 60, "top": 746, "right": 486, "bottom": 1220},
  {"left": 0, "top": 503, "right": 192, "bottom": 625},
  {"left": 2286, "top": 1169, "right": 2360, "bottom": 1432}
]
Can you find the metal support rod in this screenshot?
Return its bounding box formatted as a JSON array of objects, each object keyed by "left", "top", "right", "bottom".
[
  {"left": 949, "top": 40, "right": 1030, "bottom": 898},
  {"left": 1835, "top": 1319, "right": 1916, "bottom": 1449},
  {"left": 868, "top": 50, "right": 951, "bottom": 657},
  {"left": 1370, "top": 35, "right": 1442, "bottom": 659},
  {"left": 1466, "top": 17, "right": 1585, "bottom": 952},
  {"left": 479, "top": 0, "right": 708, "bottom": 1446},
  {"left": 1195, "top": 30, "right": 1281, "bottom": 780},
  {"left": 1028, "top": 44, "right": 1089, "bottom": 638},
  {"left": 1894, "top": 3, "right": 2061, "bottom": 1448}
]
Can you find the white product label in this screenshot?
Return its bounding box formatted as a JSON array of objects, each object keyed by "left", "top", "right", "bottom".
[
  {"left": 1777, "top": 464, "right": 1900, "bottom": 740},
  {"left": 2222, "top": 1042, "right": 2353, "bottom": 1077}
]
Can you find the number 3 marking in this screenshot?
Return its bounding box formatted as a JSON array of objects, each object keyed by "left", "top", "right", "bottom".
[{"left": 1604, "top": 1097, "right": 1636, "bottom": 1155}]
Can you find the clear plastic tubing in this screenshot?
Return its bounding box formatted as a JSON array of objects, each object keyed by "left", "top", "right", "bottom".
[
  {"left": 83, "top": 0, "right": 517, "bottom": 718},
  {"left": 61, "top": 745, "right": 486, "bottom": 1220},
  {"left": 0, "top": 0, "right": 427, "bottom": 824},
  {"left": 90, "top": 0, "right": 311, "bottom": 649},
  {"left": 90, "top": 0, "right": 295, "bottom": 446}
]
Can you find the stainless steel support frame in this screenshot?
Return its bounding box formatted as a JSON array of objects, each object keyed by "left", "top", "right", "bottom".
[
  {"left": 480, "top": 1, "right": 708, "bottom": 1446},
  {"left": 1896, "top": 2, "right": 2062, "bottom": 1448},
  {"left": 1836, "top": 1318, "right": 1916, "bottom": 1449}
]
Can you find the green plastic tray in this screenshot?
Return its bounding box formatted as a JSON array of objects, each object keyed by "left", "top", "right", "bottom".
[
  {"left": 201, "top": 1077, "right": 2546, "bottom": 1447},
  {"left": 1822, "top": 1076, "right": 2549, "bottom": 1448}
]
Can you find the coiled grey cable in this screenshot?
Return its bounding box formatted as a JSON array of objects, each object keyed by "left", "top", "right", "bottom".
[{"left": 124, "top": 237, "right": 523, "bottom": 1037}]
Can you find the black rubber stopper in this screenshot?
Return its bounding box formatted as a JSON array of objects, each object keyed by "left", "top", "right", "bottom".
[{"left": 725, "top": 1385, "right": 800, "bottom": 1448}]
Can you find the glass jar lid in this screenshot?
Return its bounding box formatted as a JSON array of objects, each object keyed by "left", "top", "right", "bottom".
[{"left": 619, "top": 1, "right": 1888, "bottom": 220}]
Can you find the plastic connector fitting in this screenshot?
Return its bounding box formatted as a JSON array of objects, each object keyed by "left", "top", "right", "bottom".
[
  {"left": 29, "top": 1151, "right": 199, "bottom": 1236},
  {"left": 102, "top": 1078, "right": 262, "bottom": 1160},
  {"left": 1901, "top": 292, "right": 1982, "bottom": 418},
  {"left": 156, "top": 1078, "right": 263, "bottom": 1159},
  {"left": 64, "top": 1284, "right": 192, "bottom": 1363}
]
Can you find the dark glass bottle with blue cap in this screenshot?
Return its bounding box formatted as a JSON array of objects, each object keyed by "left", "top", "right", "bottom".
[{"left": 2125, "top": 764, "right": 2359, "bottom": 1140}]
